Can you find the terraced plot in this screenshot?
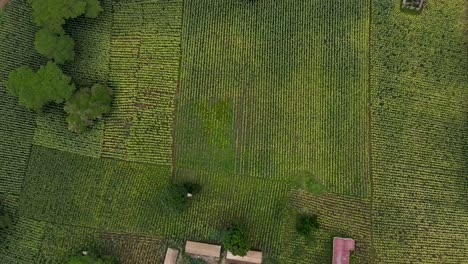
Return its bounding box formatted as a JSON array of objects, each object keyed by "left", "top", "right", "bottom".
[
  {"left": 370, "top": 0, "right": 468, "bottom": 262},
  {"left": 175, "top": 0, "right": 371, "bottom": 197}
]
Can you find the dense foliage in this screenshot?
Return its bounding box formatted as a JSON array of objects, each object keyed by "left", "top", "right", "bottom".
[
  {"left": 160, "top": 184, "right": 189, "bottom": 213},
  {"left": 64, "top": 84, "right": 113, "bottom": 133},
  {"left": 35, "top": 28, "right": 75, "bottom": 64},
  {"left": 29, "top": 0, "right": 102, "bottom": 34},
  {"left": 296, "top": 214, "right": 319, "bottom": 236},
  {"left": 222, "top": 223, "right": 250, "bottom": 257},
  {"left": 6, "top": 61, "right": 75, "bottom": 112}
]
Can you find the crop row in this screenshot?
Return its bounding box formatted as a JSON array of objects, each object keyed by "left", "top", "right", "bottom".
[
  {"left": 175, "top": 0, "right": 371, "bottom": 197},
  {"left": 37, "top": 224, "right": 166, "bottom": 264},
  {"left": 102, "top": 0, "right": 183, "bottom": 166},
  {"left": 370, "top": 0, "right": 468, "bottom": 262}
]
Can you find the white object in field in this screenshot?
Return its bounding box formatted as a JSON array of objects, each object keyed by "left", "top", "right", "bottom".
[{"left": 187, "top": 193, "right": 193, "bottom": 198}]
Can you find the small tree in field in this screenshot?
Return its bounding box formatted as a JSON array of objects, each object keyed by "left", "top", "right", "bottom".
[
  {"left": 35, "top": 28, "right": 75, "bottom": 64},
  {"left": 296, "top": 214, "right": 319, "bottom": 236},
  {"left": 6, "top": 61, "right": 75, "bottom": 112},
  {"left": 160, "top": 182, "right": 202, "bottom": 213},
  {"left": 64, "top": 84, "right": 113, "bottom": 133},
  {"left": 222, "top": 223, "right": 250, "bottom": 257}
]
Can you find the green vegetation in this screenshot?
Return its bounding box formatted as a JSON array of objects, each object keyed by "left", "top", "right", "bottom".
[
  {"left": 0, "top": 207, "right": 12, "bottom": 230},
  {"left": 64, "top": 84, "right": 112, "bottom": 133},
  {"left": 0, "top": 0, "right": 467, "bottom": 263},
  {"left": 35, "top": 28, "right": 75, "bottom": 64},
  {"left": 222, "top": 223, "right": 250, "bottom": 257},
  {"left": 6, "top": 61, "right": 75, "bottom": 112}
]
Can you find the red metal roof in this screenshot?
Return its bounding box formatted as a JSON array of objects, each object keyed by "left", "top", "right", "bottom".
[{"left": 332, "top": 237, "right": 355, "bottom": 264}]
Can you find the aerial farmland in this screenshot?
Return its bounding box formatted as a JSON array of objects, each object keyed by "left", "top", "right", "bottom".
[{"left": 0, "top": 0, "right": 466, "bottom": 263}]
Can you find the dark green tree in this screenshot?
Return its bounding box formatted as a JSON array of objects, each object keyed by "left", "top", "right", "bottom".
[
  {"left": 160, "top": 184, "right": 189, "bottom": 213},
  {"left": 64, "top": 84, "right": 113, "bottom": 133},
  {"left": 296, "top": 214, "right": 319, "bottom": 236},
  {"left": 29, "top": 0, "right": 103, "bottom": 34},
  {"left": 222, "top": 223, "right": 250, "bottom": 257},
  {"left": 7, "top": 61, "right": 75, "bottom": 112},
  {"left": 35, "top": 28, "right": 75, "bottom": 64},
  {"left": 29, "top": 0, "right": 86, "bottom": 34},
  {"left": 83, "top": 0, "right": 103, "bottom": 18}
]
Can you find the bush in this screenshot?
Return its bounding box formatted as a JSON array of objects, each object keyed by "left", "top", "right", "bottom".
[
  {"left": 35, "top": 28, "right": 75, "bottom": 64},
  {"left": 7, "top": 61, "right": 75, "bottom": 112},
  {"left": 183, "top": 182, "right": 202, "bottom": 195},
  {"left": 222, "top": 223, "right": 250, "bottom": 256},
  {"left": 64, "top": 84, "right": 113, "bottom": 133},
  {"left": 296, "top": 214, "right": 320, "bottom": 236},
  {"left": 189, "top": 258, "right": 206, "bottom": 264}
]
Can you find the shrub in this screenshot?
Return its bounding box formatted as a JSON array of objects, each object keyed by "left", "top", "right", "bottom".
[
  {"left": 7, "top": 61, "right": 75, "bottom": 112},
  {"left": 160, "top": 184, "right": 189, "bottom": 213},
  {"left": 189, "top": 258, "right": 206, "bottom": 264},
  {"left": 183, "top": 182, "right": 202, "bottom": 195},
  {"left": 296, "top": 214, "right": 320, "bottom": 236},
  {"left": 35, "top": 28, "right": 75, "bottom": 64},
  {"left": 222, "top": 223, "right": 250, "bottom": 256},
  {"left": 64, "top": 84, "right": 113, "bottom": 133}
]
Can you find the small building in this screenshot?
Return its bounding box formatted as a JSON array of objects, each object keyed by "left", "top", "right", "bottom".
[
  {"left": 185, "top": 241, "right": 222, "bottom": 259},
  {"left": 226, "top": 250, "right": 263, "bottom": 264},
  {"left": 163, "top": 248, "right": 179, "bottom": 264},
  {"left": 332, "top": 237, "right": 355, "bottom": 264},
  {"left": 402, "top": 0, "right": 424, "bottom": 11}
]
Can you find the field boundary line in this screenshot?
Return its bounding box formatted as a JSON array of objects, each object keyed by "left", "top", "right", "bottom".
[{"left": 368, "top": 0, "right": 375, "bottom": 263}]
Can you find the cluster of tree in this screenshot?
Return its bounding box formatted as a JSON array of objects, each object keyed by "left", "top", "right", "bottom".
[
  {"left": 30, "top": 0, "right": 102, "bottom": 63},
  {"left": 67, "top": 250, "right": 113, "bottom": 264},
  {"left": 7, "top": 0, "right": 112, "bottom": 133},
  {"left": 222, "top": 223, "right": 250, "bottom": 257},
  {"left": 159, "top": 182, "right": 202, "bottom": 213}
]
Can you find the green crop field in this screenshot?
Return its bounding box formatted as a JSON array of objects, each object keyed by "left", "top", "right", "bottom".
[{"left": 0, "top": 0, "right": 467, "bottom": 263}]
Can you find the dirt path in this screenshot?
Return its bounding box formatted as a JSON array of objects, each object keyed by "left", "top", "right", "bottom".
[{"left": 0, "top": 0, "right": 11, "bottom": 10}]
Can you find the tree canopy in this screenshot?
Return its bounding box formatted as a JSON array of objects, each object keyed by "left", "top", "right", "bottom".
[
  {"left": 7, "top": 61, "right": 75, "bottom": 112},
  {"left": 35, "top": 28, "right": 75, "bottom": 64},
  {"left": 29, "top": 0, "right": 102, "bottom": 34},
  {"left": 222, "top": 223, "right": 250, "bottom": 256},
  {"left": 64, "top": 84, "right": 113, "bottom": 133},
  {"left": 0, "top": 207, "right": 12, "bottom": 230},
  {"left": 160, "top": 184, "right": 190, "bottom": 213},
  {"left": 296, "top": 214, "right": 320, "bottom": 236}
]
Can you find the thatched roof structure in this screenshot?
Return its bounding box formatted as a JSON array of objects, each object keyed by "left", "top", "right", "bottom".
[
  {"left": 185, "top": 241, "right": 221, "bottom": 258},
  {"left": 226, "top": 250, "right": 263, "bottom": 264},
  {"left": 163, "top": 248, "right": 179, "bottom": 264}
]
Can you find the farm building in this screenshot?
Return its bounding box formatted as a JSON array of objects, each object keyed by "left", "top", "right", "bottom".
[
  {"left": 402, "top": 0, "right": 424, "bottom": 11},
  {"left": 226, "top": 250, "right": 263, "bottom": 264},
  {"left": 332, "top": 237, "right": 355, "bottom": 264},
  {"left": 185, "top": 241, "right": 222, "bottom": 260},
  {"left": 163, "top": 248, "right": 179, "bottom": 264}
]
